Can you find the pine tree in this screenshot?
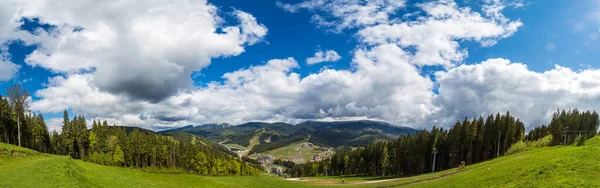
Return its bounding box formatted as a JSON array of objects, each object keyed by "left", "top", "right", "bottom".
[
  {"left": 380, "top": 144, "right": 389, "bottom": 176},
  {"left": 113, "top": 145, "right": 125, "bottom": 166}
]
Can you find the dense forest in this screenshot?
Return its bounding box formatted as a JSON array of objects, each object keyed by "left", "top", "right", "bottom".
[
  {"left": 290, "top": 110, "right": 599, "bottom": 177},
  {"left": 0, "top": 85, "right": 261, "bottom": 176}
]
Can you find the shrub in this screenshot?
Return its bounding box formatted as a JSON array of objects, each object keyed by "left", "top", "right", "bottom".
[
  {"left": 506, "top": 135, "right": 552, "bottom": 155},
  {"left": 88, "top": 151, "right": 113, "bottom": 166},
  {"left": 505, "top": 142, "right": 527, "bottom": 155}
]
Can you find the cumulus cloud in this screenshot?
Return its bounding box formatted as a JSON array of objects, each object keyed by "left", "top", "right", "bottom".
[
  {"left": 4, "top": 0, "right": 267, "bottom": 102},
  {"left": 357, "top": 0, "right": 522, "bottom": 67},
  {"left": 436, "top": 58, "right": 600, "bottom": 130},
  {"left": 306, "top": 50, "right": 342, "bottom": 64}
]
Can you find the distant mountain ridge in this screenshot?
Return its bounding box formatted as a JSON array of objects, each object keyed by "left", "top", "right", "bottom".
[{"left": 160, "top": 120, "right": 416, "bottom": 156}]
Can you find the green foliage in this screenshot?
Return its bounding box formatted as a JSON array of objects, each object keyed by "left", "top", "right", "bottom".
[
  {"left": 291, "top": 112, "right": 529, "bottom": 177},
  {"left": 0, "top": 92, "right": 51, "bottom": 153},
  {"left": 88, "top": 151, "right": 113, "bottom": 166},
  {"left": 250, "top": 134, "right": 307, "bottom": 154},
  {"left": 113, "top": 145, "right": 124, "bottom": 166},
  {"left": 505, "top": 135, "right": 552, "bottom": 155},
  {"left": 574, "top": 135, "right": 586, "bottom": 146},
  {"left": 548, "top": 109, "right": 599, "bottom": 146}
]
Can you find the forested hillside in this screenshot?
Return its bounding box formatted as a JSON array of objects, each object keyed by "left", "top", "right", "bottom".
[
  {"left": 53, "top": 110, "right": 262, "bottom": 176},
  {"left": 0, "top": 85, "right": 261, "bottom": 176},
  {"left": 290, "top": 110, "right": 599, "bottom": 177}
]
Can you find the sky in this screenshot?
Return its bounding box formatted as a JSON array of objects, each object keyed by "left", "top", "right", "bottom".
[{"left": 0, "top": 0, "right": 600, "bottom": 132}]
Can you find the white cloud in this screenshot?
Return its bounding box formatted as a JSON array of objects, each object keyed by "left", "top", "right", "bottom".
[
  {"left": 0, "top": 58, "right": 20, "bottom": 81},
  {"left": 277, "top": 0, "right": 407, "bottom": 33},
  {"left": 45, "top": 118, "right": 64, "bottom": 133},
  {"left": 357, "top": 0, "right": 522, "bottom": 67},
  {"left": 306, "top": 50, "right": 342, "bottom": 64},
  {"left": 31, "top": 49, "right": 437, "bottom": 129},
  {"left": 435, "top": 58, "right": 600, "bottom": 129},
  {"left": 2, "top": 0, "right": 267, "bottom": 102}
]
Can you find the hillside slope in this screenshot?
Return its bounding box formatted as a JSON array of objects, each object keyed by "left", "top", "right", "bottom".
[
  {"left": 2, "top": 137, "right": 599, "bottom": 187},
  {"left": 296, "top": 137, "right": 600, "bottom": 187},
  {"left": 406, "top": 137, "right": 600, "bottom": 187},
  {"left": 0, "top": 143, "right": 311, "bottom": 188}
]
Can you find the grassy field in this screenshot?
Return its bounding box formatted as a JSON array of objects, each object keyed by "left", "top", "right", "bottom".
[
  {"left": 249, "top": 141, "right": 333, "bottom": 164},
  {"left": 2, "top": 137, "right": 600, "bottom": 187},
  {"left": 299, "top": 137, "right": 600, "bottom": 187},
  {"left": 0, "top": 142, "right": 314, "bottom": 188}
]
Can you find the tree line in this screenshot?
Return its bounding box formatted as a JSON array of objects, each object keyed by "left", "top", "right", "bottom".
[
  {"left": 0, "top": 85, "right": 52, "bottom": 152},
  {"left": 527, "top": 109, "right": 599, "bottom": 145},
  {"left": 290, "top": 111, "right": 599, "bottom": 177},
  {"left": 54, "top": 110, "right": 262, "bottom": 176},
  {"left": 0, "top": 84, "right": 261, "bottom": 176}
]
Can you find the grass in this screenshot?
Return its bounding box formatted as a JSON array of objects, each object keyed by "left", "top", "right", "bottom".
[
  {"left": 2, "top": 137, "right": 600, "bottom": 187},
  {"left": 399, "top": 136, "right": 600, "bottom": 187},
  {"left": 0, "top": 142, "right": 41, "bottom": 165},
  {"left": 0, "top": 143, "right": 314, "bottom": 188},
  {"left": 247, "top": 132, "right": 261, "bottom": 151}
]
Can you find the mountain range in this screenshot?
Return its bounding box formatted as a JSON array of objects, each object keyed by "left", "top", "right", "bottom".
[{"left": 160, "top": 120, "right": 416, "bottom": 155}]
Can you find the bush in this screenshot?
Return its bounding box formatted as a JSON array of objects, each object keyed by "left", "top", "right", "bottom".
[
  {"left": 505, "top": 142, "right": 527, "bottom": 155},
  {"left": 506, "top": 135, "right": 552, "bottom": 155},
  {"left": 88, "top": 151, "right": 113, "bottom": 166}
]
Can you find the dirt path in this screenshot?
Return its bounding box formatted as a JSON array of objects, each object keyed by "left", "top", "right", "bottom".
[
  {"left": 285, "top": 178, "right": 308, "bottom": 182},
  {"left": 353, "top": 177, "right": 405, "bottom": 185}
]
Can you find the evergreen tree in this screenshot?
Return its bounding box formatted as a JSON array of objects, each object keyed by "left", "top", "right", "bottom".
[{"left": 380, "top": 144, "right": 389, "bottom": 176}]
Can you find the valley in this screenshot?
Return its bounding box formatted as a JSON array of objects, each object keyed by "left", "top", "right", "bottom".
[{"left": 161, "top": 120, "right": 416, "bottom": 167}]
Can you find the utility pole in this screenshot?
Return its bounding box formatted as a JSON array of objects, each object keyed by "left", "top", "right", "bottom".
[
  {"left": 497, "top": 131, "right": 501, "bottom": 157},
  {"left": 432, "top": 148, "right": 438, "bottom": 173}
]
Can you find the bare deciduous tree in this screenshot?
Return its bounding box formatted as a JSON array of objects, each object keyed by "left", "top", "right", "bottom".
[{"left": 6, "top": 85, "right": 30, "bottom": 147}]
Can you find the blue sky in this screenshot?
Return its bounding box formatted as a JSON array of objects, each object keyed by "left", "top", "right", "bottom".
[{"left": 0, "top": 0, "right": 599, "bottom": 131}]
